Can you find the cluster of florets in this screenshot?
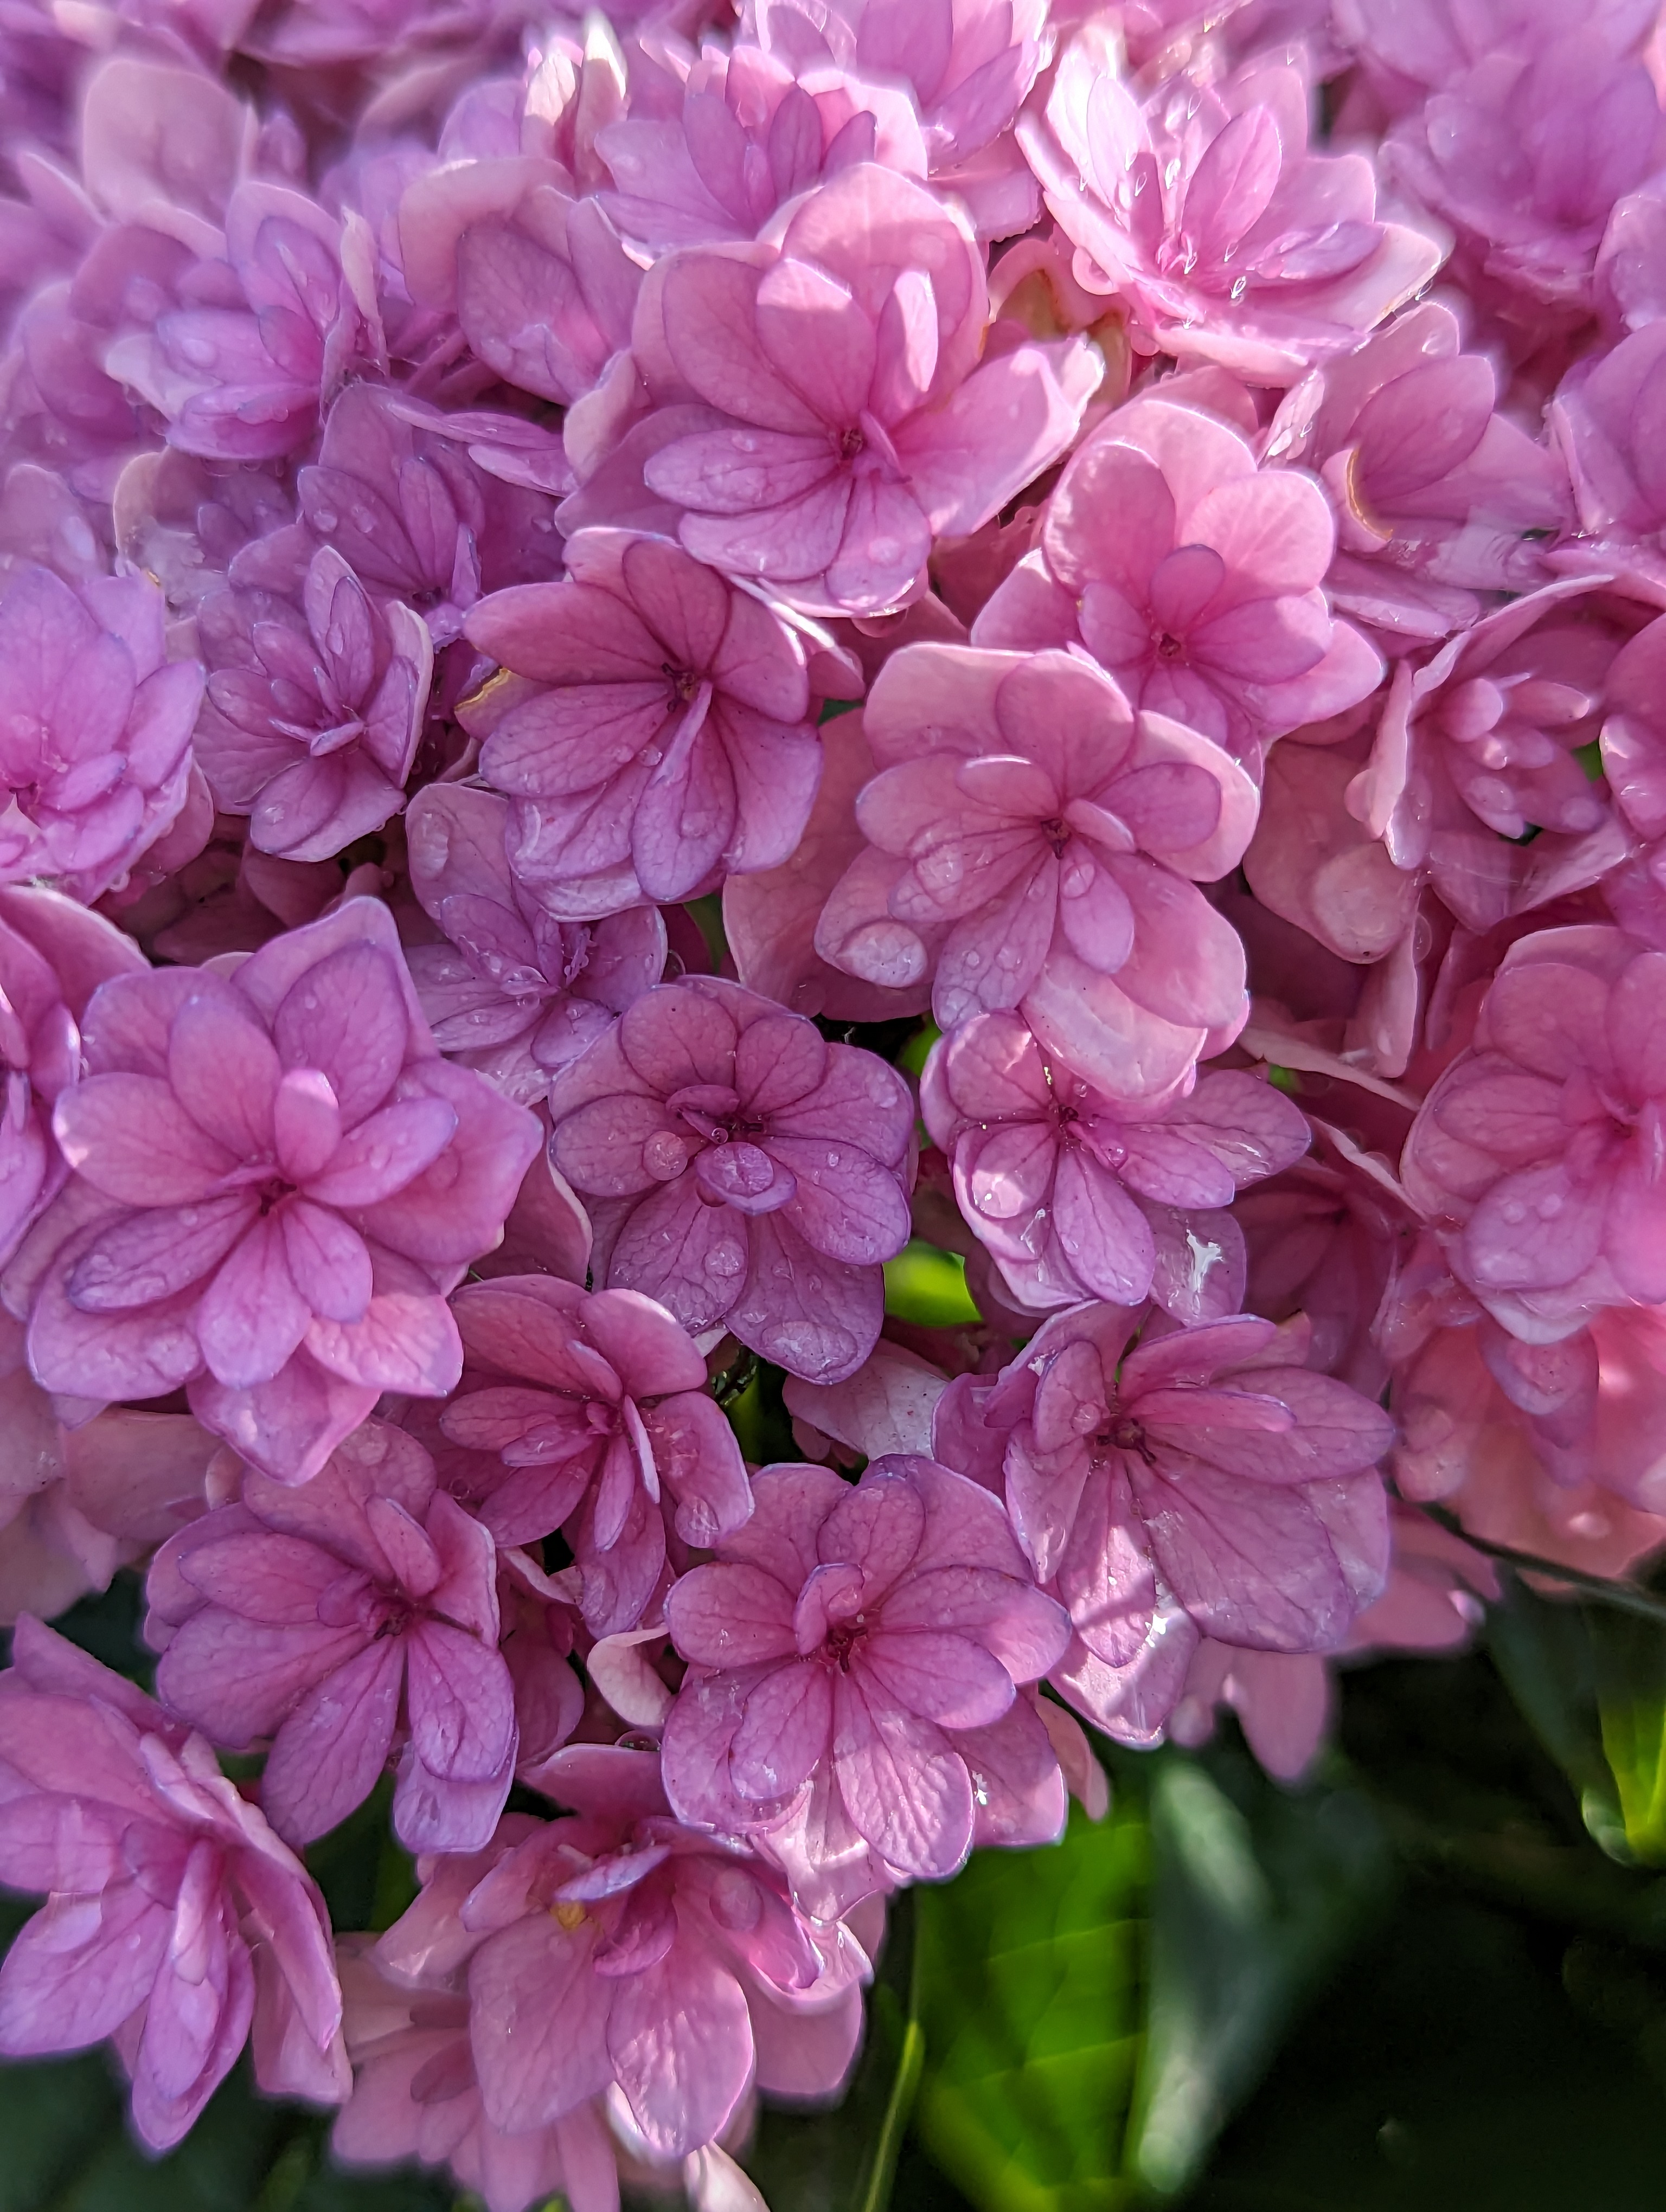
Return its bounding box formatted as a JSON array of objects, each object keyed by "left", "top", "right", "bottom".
[{"left": 4, "top": 0, "right": 1666, "bottom": 2203}]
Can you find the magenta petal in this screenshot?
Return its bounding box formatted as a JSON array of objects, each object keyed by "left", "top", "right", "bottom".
[
  {"left": 166, "top": 994, "right": 281, "bottom": 1162},
  {"left": 393, "top": 1737, "right": 516, "bottom": 1856},
  {"left": 54, "top": 1075, "right": 237, "bottom": 1206},
  {"left": 279, "top": 1201, "right": 372, "bottom": 1325},
  {"left": 857, "top": 1630, "right": 1015, "bottom": 1729},
  {"left": 305, "top": 1292, "right": 463, "bottom": 1396},
  {"left": 406, "top": 1620, "right": 517, "bottom": 1784},
  {"left": 155, "top": 1612, "right": 366, "bottom": 1747},
  {"left": 729, "top": 1662, "right": 834, "bottom": 1802},
  {"left": 1462, "top": 1161, "right": 1607, "bottom": 1293},
  {"left": 644, "top": 1391, "right": 752, "bottom": 1547},
  {"left": 1053, "top": 1149, "right": 1156, "bottom": 1305},
  {"left": 196, "top": 1217, "right": 311, "bottom": 1389},
  {"left": 1133, "top": 1461, "right": 1354, "bottom": 1654},
  {"left": 606, "top": 1174, "right": 751, "bottom": 1329},
  {"left": 607, "top": 1934, "right": 752, "bottom": 2159},
  {"left": 879, "top": 1565, "right": 1071, "bottom": 1683},
  {"left": 304, "top": 1097, "right": 458, "bottom": 1209},
  {"left": 467, "top": 1915, "right": 613, "bottom": 2133},
  {"left": 726, "top": 1203, "right": 882, "bottom": 1383},
  {"left": 260, "top": 1637, "right": 405, "bottom": 1846},
  {"left": 0, "top": 1883, "right": 166, "bottom": 2055},
  {"left": 667, "top": 1561, "right": 798, "bottom": 1668},
  {"left": 958, "top": 1695, "right": 1069, "bottom": 1853},
  {"left": 270, "top": 943, "right": 412, "bottom": 1127},
  {"left": 831, "top": 1670, "right": 973, "bottom": 1880},
  {"left": 273, "top": 1071, "right": 343, "bottom": 1185},
  {"left": 67, "top": 1196, "right": 255, "bottom": 1311}
]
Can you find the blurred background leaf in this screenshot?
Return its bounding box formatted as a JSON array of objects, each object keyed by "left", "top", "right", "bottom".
[
  {"left": 883, "top": 1240, "right": 981, "bottom": 1327},
  {"left": 911, "top": 1792, "right": 1148, "bottom": 2211},
  {"left": 1486, "top": 1572, "right": 1666, "bottom": 1868},
  {"left": 1130, "top": 1744, "right": 1391, "bottom": 2197}
]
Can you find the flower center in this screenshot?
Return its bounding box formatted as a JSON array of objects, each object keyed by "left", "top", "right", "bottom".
[
  {"left": 257, "top": 1175, "right": 296, "bottom": 1218},
  {"left": 823, "top": 1613, "right": 868, "bottom": 1671},
  {"left": 662, "top": 661, "right": 702, "bottom": 706},
  {"left": 1156, "top": 631, "right": 1185, "bottom": 661},
  {"left": 839, "top": 425, "right": 866, "bottom": 461},
  {"left": 1094, "top": 1415, "right": 1150, "bottom": 1465}
]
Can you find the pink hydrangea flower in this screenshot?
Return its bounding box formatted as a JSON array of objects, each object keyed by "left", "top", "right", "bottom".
[
  {"left": 1593, "top": 171, "right": 1666, "bottom": 337},
  {"left": 1021, "top": 34, "right": 1443, "bottom": 382},
  {"left": 1553, "top": 321, "right": 1666, "bottom": 561},
  {"left": 814, "top": 642, "right": 1255, "bottom": 1103},
  {"left": 404, "top": 782, "right": 665, "bottom": 1103},
  {"left": 431, "top": 1273, "right": 752, "bottom": 1636},
  {"left": 0, "top": 1616, "right": 344, "bottom": 2150},
  {"left": 546, "top": 976, "right": 914, "bottom": 1383},
  {"left": 1240, "top": 731, "right": 1428, "bottom": 973},
  {"left": 298, "top": 387, "right": 562, "bottom": 646},
  {"left": 334, "top": 1928, "right": 606, "bottom": 2212},
  {"left": 0, "top": 885, "right": 147, "bottom": 1270},
  {"left": 1238, "top": 1141, "right": 1421, "bottom": 1396},
  {"left": 1385, "top": 29, "right": 1666, "bottom": 319},
  {"left": 11, "top": 897, "right": 541, "bottom": 1484},
  {"left": 661, "top": 1455, "right": 1071, "bottom": 1899},
  {"left": 145, "top": 1419, "right": 517, "bottom": 1853},
  {"left": 335, "top": 1816, "right": 749, "bottom": 2212},
  {"left": 1390, "top": 1294, "right": 1666, "bottom": 1571},
  {"left": 923, "top": 1013, "right": 1311, "bottom": 1321},
  {"left": 441, "top": 1745, "right": 870, "bottom": 2160},
  {"left": 0, "top": 565, "right": 203, "bottom": 902},
  {"left": 1265, "top": 300, "right": 1572, "bottom": 643},
  {"left": 1336, "top": 0, "right": 1661, "bottom": 119},
  {"left": 596, "top": 31, "right": 930, "bottom": 250},
  {"left": 626, "top": 162, "right": 1101, "bottom": 617},
  {"left": 783, "top": 1338, "right": 948, "bottom": 1467},
  {"left": 193, "top": 542, "right": 433, "bottom": 863},
  {"left": 104, "top": 179, "right": 385, "bottom": 461},
  {"left": 462, "top": 528, "right": 823, "bottom": 914},
  {"left": 1169, "top": 1508, "right": 1497, "bottom": 1780},
  {"left": 0, "top": 56, "right": 260, "bottom": 471},
  {"left": 1345, "top": 581, "right": 1630, "bottom": 934},
  {"left": 0, "top": 1311, "right": 220, "bottom": 1623},
  {"left": 493, "top": 1547, "right": 585, "bottom": 1782},
  {"left": 1598, "top": 609, "right": 1666, "bottom": 945},
  {"left": 1400, "top": 923, "right": 1666, "bottom": 1336},
  {"left": 745, "top": 0, "right": 1049, "bottom": 237},
  {"left": 398, "top": 168, "right": 643, "bottom": 411},
  {"left": 247, "top": 0, "right": 541, "bottom": 69},
  {"left": 973, "top": 1304, "right": 1394, "bottom": 1746},
  {"left": 973, "top": 395, "right": 1385, "bottom": 764},
  {"left": 723, "top": 710, "right": 933, "bottom": 1026}
]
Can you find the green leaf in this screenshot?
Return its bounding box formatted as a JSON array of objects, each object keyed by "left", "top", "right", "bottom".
[
  {"left": 1129, "top": 1743, "right": 1391, "bottom": 2198},
  {"left": 1590, "top": 1610, "right": 1666, "bottom": 1865},
  {"left": 883, "top": 1241, "right": 981, "bottom": 1328},
  {"left": 683, "top": 892, "right": 728, "bottom": 969},
  {"left": 305, "top": 1777, "right": 418, "bottom": 1935},
  {"left": 895, "top": 1023, "right": 941, "bottom": 1081},
  {"left": 912, "top": 1798, "right": 1150, "bottom": 2212},
  {"left": 1489, "top": 1575, "right": 1666, "bottom": 1866},
  {"left": 725, "top": 1359, "right": 798, "bottom": 1468}
]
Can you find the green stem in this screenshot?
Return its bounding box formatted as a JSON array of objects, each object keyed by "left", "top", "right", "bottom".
[{"left": 1417, "top": 1507, "right": 1666, "bottom": 1629}]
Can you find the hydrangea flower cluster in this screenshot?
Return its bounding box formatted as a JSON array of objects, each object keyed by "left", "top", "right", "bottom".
[{"left": 2, "top": 2, "right": 1666, "bottom": 2204}]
